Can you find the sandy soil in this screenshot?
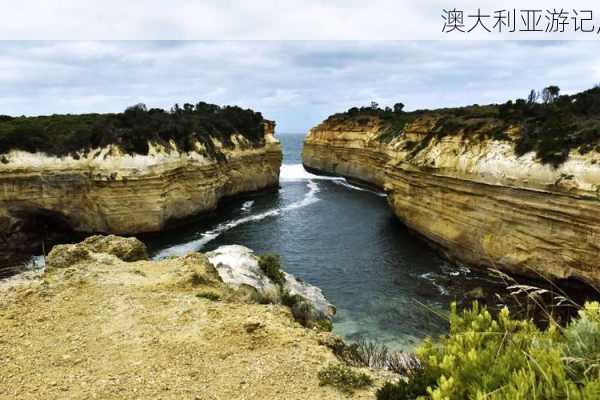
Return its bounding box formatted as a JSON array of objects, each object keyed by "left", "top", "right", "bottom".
[{"left": 0, "top": 253, "right": 381, "bottom": 400}]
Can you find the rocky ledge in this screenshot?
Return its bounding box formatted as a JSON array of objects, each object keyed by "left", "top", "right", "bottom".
[
  {"left": 0, "top": 235, "right": 385, "bottom": 399},
  {"left": 0, "top": 122, "right": 281, "bottom": 264},
  {"left": 303, "top": 104, "right": 600, "bottom": 286}
]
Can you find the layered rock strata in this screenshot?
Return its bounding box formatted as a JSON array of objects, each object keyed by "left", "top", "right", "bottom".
[
  {"left": 0, "top": 123, "right": 281, "bottom": 259},
  {"left": 303, "top": 117, "right": 600, "bottom": 286}
]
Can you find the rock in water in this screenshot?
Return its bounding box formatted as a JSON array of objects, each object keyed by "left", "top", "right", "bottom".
[{"left": 302, "top": 109, "right": 600, "bottom": 287}]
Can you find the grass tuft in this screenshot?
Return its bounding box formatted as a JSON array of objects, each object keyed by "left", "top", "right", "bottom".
[
  {"left": 318, "top": 363, "right": 373, "bottom": 394},
  {"left": 196, "top": 291, "right": 221, "bottom": 301}
]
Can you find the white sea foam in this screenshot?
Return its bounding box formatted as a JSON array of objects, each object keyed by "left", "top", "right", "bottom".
[
  {"left": 281, "top": 164, "right": 386, "bottom": 197},
  {"left": 241, "top": 200, "right": 255, "bottom": 212},
  {"left": 279, "top": 164, "right": 343, "bottom": 182},
  {"left": 333, "top": 180, "right": 387, "bottom": 197},
  {"left": 418, "top": 272, "right": 450, "bottom": 296},
  {"left": 154, "top": 164, "right": 385, "bottom": 259},
  {"left": 153, "top": 175, "right": 322, "bottom": 259}
]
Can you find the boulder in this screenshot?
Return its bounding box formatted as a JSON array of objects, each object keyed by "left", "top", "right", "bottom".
[
  {"left": 46, "top": 244, "right": 92, "bottom": 269},
  {"left": 46, "top": 234, "right": 148, "bottom": 269},
  {"left": 81, "top": 235, "right": 148, "bottom": 262}
]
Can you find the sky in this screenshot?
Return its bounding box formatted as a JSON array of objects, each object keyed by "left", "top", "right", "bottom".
[
  {"left": 1, "top": 41, "right": 599, "bottom": 133},
  {"left": 4, "top": 0, "right": 599, "bottom": 40}
]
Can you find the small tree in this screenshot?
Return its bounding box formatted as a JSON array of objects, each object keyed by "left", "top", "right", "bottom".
[
  {"left": 515, "top": 98, "right": 527, "bottom": 107},
  {"left": 393, "top": 102, "right": 405, "bottom": 113},
  {"left": 171, "top": 103, "right": 181, "bottom": 114},
  {"left": 347, "top": 107, "right": 359, "bottom": 116},
  {"left": 370, "top": 101, "right": 379, "bottom": 110},
  {"left": 527, "top": 89, "right": 539, "bottom": 104},
  {"left": 542, "top": 85, "right": 560, "bottom": 103},
  {"left": 125, "top": 103, "right": 147, "bottom": 113}
]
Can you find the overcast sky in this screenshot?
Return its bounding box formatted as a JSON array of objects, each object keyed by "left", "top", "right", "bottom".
[{"left": 1, "top": 41, "right": 599, "bottom": 133}]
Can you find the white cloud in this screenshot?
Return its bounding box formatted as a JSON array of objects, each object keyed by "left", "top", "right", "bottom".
[
  {"left": 0, "top": 41, "right": 598, "bottom": 132},
  {"left": 2, "top": 1, "right": 600, "bottom": 39}
]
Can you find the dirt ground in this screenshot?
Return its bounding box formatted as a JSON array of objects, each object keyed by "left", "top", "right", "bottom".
[{"left": 0, "top": 253, "right": 381, "bottom": 400}]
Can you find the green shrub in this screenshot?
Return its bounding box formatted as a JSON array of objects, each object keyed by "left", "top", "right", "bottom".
[
  {"left": 376, "top": 369, "right": 435, "bottom": 400},
  {"left": 281, "top": 290, "right": 304, "bottom": 307},
  {"left": 258, "top": 254, "right": 285, "bottom": 286},
  {"left": 318, "top": 363, "right": 373, "bottom": 394},
  {"left": 379, "top": 301, "right": 600, "bottom": 400},
  {"left": 333, "top": 86, "right": 600, "bottom": 167},
  {"left": 0, "top": 102, "right": 268, "bottom": 158},
  {"left": 196, "top": 291, "right": 221, "bottom": 301},
  {"left": 563, "top": 302, "right": 600, "bottom": 380}
]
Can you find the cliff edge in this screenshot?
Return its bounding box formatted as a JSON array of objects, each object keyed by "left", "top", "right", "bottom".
[
  {"left": 0, "top": 103, "right": 282, "bottom": 265},
  {"left": 0, "top": 235, "right": 382, "bottom": 399},
  {"left": 303, "top": 89, "right": 600, "bottom": 286}
]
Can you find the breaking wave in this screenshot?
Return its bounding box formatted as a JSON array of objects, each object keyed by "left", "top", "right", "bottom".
[
  {"left": 279, "top": 164, "right": 343, "bottom": 182},
  {"left": 333, "top": 180, "right": 387, "bottom": 197},
  {"left": 153, "top": 176, "right": 322, "bottom": 259},
  {"left": 153, "top": 164, "right": 385, "bottom": 259}
]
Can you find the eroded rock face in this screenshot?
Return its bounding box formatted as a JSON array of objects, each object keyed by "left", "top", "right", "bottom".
[
  {"left": 80, "top": 235, "right": 149, "bottom": 262},
  {"left": 206, "top": 245, "right": 336, "bottom": 327},
  {"left": 0, "top": 124, "right": 281, "bottom": 258},
  {"left": 45, "top": 236, "right": 335, "bottom": 330},
  {"left": 303, "top": 117, "right": 600, "bottom": 286},
  {"left": 47, "top": 235, "right": 148, "bottom": 268},
  {"left": 46, "top": 244, "right": 92, "bottom": 269},
  {"left": 207, "top": 245, "right": 281, "bottom": 302}
]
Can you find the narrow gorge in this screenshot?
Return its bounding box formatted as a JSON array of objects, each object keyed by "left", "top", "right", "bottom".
[{"left": 303, "top": 90, "right": 600, "bottom": 287}]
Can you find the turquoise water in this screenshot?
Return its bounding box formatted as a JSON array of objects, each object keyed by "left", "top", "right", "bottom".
[{"left": 145, "top": 133, "right": 507, "bottom": 350}]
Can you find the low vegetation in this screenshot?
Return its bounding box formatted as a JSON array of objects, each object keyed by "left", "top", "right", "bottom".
[
  {"left": 258, "top": 254, "right": 286, "bottom": 286},
  {"left": 376, "top": 301, "right": 600, "bottom": 399},
  {"left": 0, "top": 102, "right": 268, "bottom": 159},
  {"left": 317, "top": 363, "right": 373, "bottom": 394},
  {"left": 329, "top": 85, "right": 600, "bottom": 167},
  {"left": 257, "top": 254, "right": 332, "bottom": 332},
  {"left": 325, "top": 336, "right": 420, "bottom": 375},
  {"left": 196, "top": 291, "right": 221, "bottom": 301}
]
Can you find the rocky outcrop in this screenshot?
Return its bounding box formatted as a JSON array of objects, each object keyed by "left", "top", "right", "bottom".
[
  {"left": 46, "top": 234, "right": 149, "bottom": 269},
  {"left": 0, "top": 123, "right": 281, "bottom": 260},
  {"left": 303, "top": 116, "right": 600, "bottom": 286},
  {"left": 207, "top": 245, "right": 336, "bottom": 328},
  {"left": 0, "top": 235, "right": 378, "bottom": 399},
  {"left": 45, "top": 235, "right": 335, "bottom": 328}
]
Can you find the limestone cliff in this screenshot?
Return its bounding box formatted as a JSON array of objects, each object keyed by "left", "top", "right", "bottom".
[
  {"left": 303, "top": 112, "right": 600, "bottom": 286},
  {"left": 0, "top": 122, "right": 281, "bottom": 261}
]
